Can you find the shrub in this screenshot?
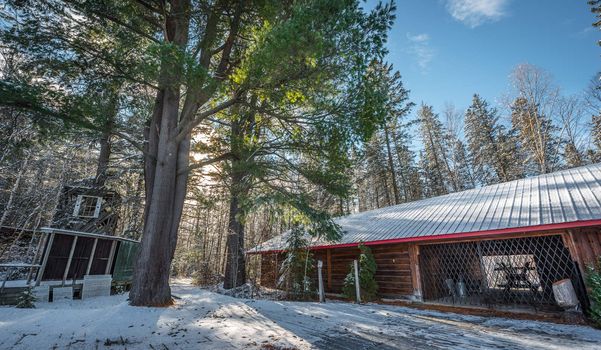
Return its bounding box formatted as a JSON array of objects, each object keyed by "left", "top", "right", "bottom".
[
  {"left": 16, "top": 287, "right": 36, "bottom": 308},
  {"left": 342, "top": 244, "right": 378, "bottom": 302},
  {"left": 277, "top": 226, "right": 315, "bottom": 300},
  {"left": 586, "top": 257, "right": 601, "bottom": 327}
]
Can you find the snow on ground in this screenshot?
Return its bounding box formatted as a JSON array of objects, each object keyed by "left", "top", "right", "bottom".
[{"left": 1, "top": 280, "right": 601, "bottom": 350}]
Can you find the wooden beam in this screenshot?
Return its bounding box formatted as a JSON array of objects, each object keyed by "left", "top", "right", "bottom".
[
  {"left": 409, "top": 244, "right": 422, "bottom": 301},
  {"left": 85, "top": 238, "right": 98, "bottom": 276},
  {"left": 562, "top": 230, "right": 582, "bottom": 265},
  {"left": 105, "top": 240, "right": 118, "bottom": 274},
  {"left": 327, "top": 249, "right": 332, "bottom": 291},
  {"left": 62, "top": 236, "right": 78, "bottom": 286},
  {"left": 35, "top": 233, "right": 55, "bottom": 286}
]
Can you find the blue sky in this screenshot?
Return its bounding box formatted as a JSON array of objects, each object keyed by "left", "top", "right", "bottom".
[{"left": 366, "top": 0, "right": 600, "bottom": 117}]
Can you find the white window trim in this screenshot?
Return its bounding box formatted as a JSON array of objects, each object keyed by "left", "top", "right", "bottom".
[{"left": 72, "top": 195, "right": 103, "bottom": 218}]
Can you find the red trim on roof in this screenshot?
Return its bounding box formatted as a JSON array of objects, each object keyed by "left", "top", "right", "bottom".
[{"left": 247, "top": 219, "right": 601, "bottom": 255}]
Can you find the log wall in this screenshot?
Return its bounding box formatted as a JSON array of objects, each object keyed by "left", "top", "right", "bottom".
[
  {"left": 259, "top": 253, "right": 284, "bottom": 288},
  {"left": 259, "top": 243, "right": 414, "bottom": 298},
  {"left": 563, "top": 226, "right": 601, "bottom": 272}
]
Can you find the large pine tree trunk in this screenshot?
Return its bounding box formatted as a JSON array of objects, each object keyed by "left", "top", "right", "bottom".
[
  {"left": 130, "top": 88, "right": 181, "bottom": 306},
  {"left": 223, "top": 180, "right": 247, "bottom": 289},
  {"left": 223, "top": 113, "right": 253, "bottom": 289},
  {"left": 129, "top": 1, "right": 190, "bottom": 306}
]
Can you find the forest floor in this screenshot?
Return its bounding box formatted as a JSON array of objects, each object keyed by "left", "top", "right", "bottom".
[{"left": 1, "top": 280, "right": 601, "bottom": 350}]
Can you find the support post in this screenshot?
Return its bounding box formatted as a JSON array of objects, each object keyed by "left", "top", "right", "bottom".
[
  {"left": 86, "top": 238, "right": 98, "bottom": 276},
  {"left": 327, "top": 249, "right": 332, "bottom": 291},
  {"left": 105, "top": 240, "right": 117, "bottom": 274},
  {"left": 62, "top": 236, "right": 78, "bottom": 286},
  {"left": 354, "top": 259, "right": 361, "bottom": 303},
  {"left": 409, "top": 244, "right": 423, "bottom": 301},
  {"left": 317, "top": 260, "right": 325, "bottom": 302},
  {"left": 36, "top": 232, "right": 55, "bottom": 286}
]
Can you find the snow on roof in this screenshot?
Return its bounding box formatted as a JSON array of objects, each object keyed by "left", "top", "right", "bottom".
[{"left": 250, "top": 163, "right": 601, "bottom": 253}]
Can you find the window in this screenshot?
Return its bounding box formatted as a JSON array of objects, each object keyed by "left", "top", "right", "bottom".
[{"left": 73, "top": 195, "right": 102, "bottom": 218}]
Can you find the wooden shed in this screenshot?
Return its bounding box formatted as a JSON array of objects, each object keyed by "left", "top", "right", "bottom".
[
  {"left": 250, "top": 163, "right": 601, "bottom": 314},
  {"left": 0, "top": 183, "right": 139, "bottom": 304}
]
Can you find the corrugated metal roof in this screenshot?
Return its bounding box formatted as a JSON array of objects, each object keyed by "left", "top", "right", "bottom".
[{"left": 250, "top": 163, "right": 601, "bottom": 253}]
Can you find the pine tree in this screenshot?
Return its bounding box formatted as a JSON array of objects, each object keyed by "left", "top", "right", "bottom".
[
  {"left": 465, "top": 95, "right": 500, "bottom": 184},
  {"left": 448, "top": 137, "right": 475, "bottom": 190},
  {"left": 278, "top": 226, "right": 316, "bottom": 300},
  {"left": 417, "top": 105, "right": 450, "bottom": 196},
  {"left": 16, "top": 287, "right": 36, "bottom": 308},
  {"left": 391, "top": 122, "right": 422, "bottom": 202},
  {"left": 342, "top": 244, "right": 378, "bottom": 302},
  {"left": 586, "top": 258, "right": 601, "bottom": 326}
]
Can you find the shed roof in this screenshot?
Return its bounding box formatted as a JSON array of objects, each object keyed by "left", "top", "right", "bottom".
[{"left": 249, "top": 163, "right": 601, "bottom": 253}]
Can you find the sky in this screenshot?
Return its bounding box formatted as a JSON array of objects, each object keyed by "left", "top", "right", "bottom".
[{"left": 365, "top": 0, "right": 600, "bottom": 119}]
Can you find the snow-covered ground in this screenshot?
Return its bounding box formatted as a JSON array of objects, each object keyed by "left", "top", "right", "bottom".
[{"left": 1, "top": 280, "right": 601, "bottom": 350}]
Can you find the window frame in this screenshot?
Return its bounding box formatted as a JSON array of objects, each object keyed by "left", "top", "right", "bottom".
[{"left": 72, "top": 195, "right": 103, "bottom": 219}]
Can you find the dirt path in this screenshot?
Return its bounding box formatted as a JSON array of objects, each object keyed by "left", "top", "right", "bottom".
[{"left": 0, "top": 283, "right": 600, "bottom": 349}]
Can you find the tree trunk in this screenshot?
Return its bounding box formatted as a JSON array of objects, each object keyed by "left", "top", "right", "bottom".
[
  {"left": 223, "top": 178, "right": 247, "bottom": 289},
  {"left": 223, "top": 110, "right": 254, "bottom": 289},
  {"left": 130, "top": 88, "right": 181, "bottom": 306},
  {"left": 95, "top": 119, "right": 113, "bottom": 187},
  {"left": 383, "top": 125, "right": 400, "bottom": 204},
  {"left": 0, "top": 155, "right": 29, "bottom": 229},
  {"left": 129, "top": 1, "right": 190, "bottom": 306},
  {"left": 95, "top": 86, "right": 121, "bottom": 187}
]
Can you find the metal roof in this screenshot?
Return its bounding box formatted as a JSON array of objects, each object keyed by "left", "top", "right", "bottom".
[{"left": 250, "top": 163, "right": 601, "bottom": 253}]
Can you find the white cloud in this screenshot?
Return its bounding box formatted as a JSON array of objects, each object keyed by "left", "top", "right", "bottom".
[
  {"left": 445, "top": 0, "right": 509, "bottom": 28},
  {"left": 407, "top": 33, "right": 435, "bottom": 71}
]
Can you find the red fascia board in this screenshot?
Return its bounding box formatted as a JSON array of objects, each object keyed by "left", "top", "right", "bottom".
[{"left": 247, "top": 219, "right": 601, "bottom": 255}]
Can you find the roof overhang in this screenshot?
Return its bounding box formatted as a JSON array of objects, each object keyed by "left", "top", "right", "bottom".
[{"left": 247, "top": 219, "right": 601, "bottom": 255}]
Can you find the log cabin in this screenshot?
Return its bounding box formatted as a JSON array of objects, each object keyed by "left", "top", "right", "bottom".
[{"left": 249, "top": 163, "right": 601, "bottom": 313}]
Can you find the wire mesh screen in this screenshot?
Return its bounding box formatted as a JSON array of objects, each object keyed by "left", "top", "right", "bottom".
[{"left": 419, "top": 235, "right": 586, "bottom": 312}]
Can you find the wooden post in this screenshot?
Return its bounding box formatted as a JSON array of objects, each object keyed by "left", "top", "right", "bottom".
[
  {"left": 317, "top": 260, "right": 325, "bottom": 302},
  {"left": 105, "top": 240, "right": 117, "bottom": 274},
  {"left": 36, "top": 232, "right": 55, "bottom": 286},
  {"left": 563, "top": 230, "right": 583, "bottom": 267},
  {"left": 327, "top": 249, "right": 332, "bottom": 291},
  {"left": 409, "top": 244, "right": 423, "bottom": 301},
  {"left": 62, "top": 236, "right": 78, "bottom": 286},
  {"left": 354, "top": 259, "right": 361, "bottom": 303},
  {"left": 85, "top": 238, "right": 98, "bottom": 276}
]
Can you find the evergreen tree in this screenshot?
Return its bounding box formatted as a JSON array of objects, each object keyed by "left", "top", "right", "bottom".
[
  {"left": 464, "top": 94, "right": 518, "bottom": 185},
  {"left": 16, "top": 287, "right": 36, "bottom": 308},
  {"left": 586, "top": 258, "right": 601, "bottom": 327},
  {"left": 448, "top": 136, "right": 475, "bottom": 190},
  {"left": 278, "top": 226, "right": 315, "bottom": 300},
  {"left": 417, "top": 104, "right": 449, "bottom": 195},
  {"left": 342, "top": 244, "right": 378, "bottom": 302},
  {"left": 391, "top": 121, "right": 423, "bottom": 202},
  {"left": 1, "top": 0, "right": 396, "bottom": 305}
]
